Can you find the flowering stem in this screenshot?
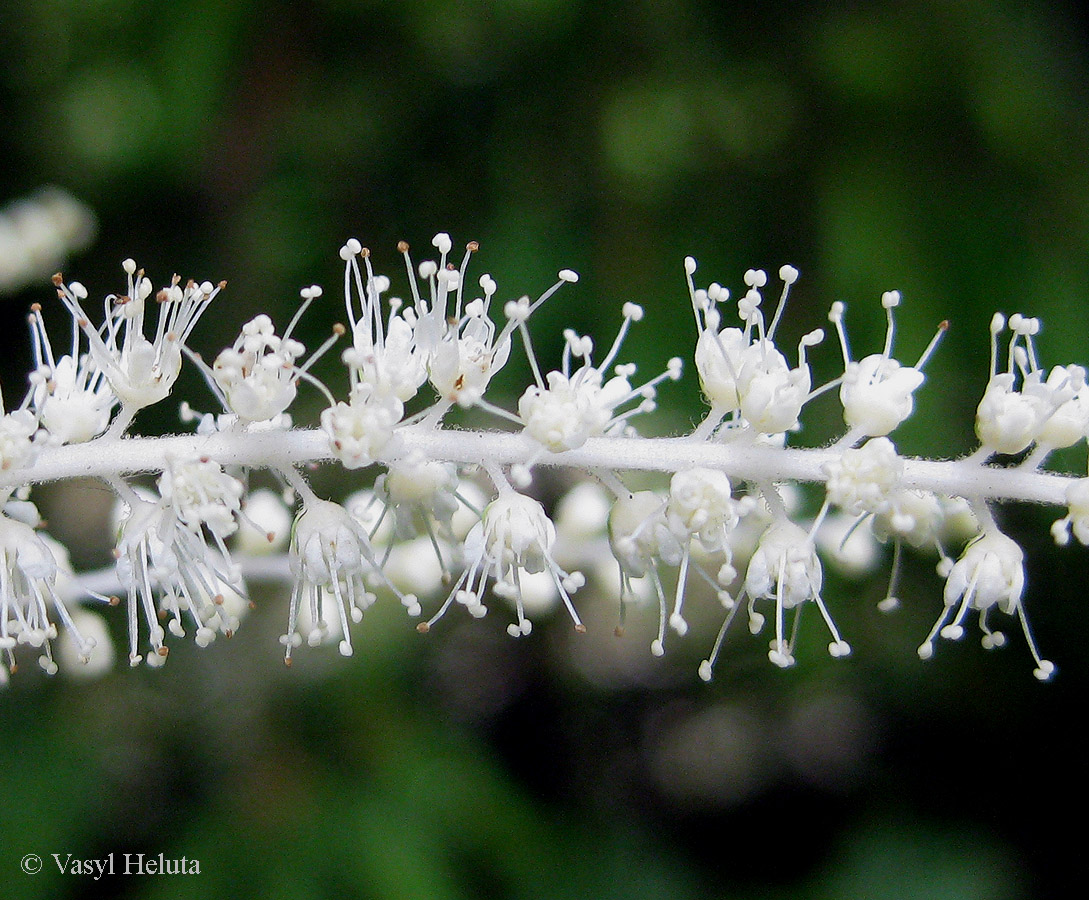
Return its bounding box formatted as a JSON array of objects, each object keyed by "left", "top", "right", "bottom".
[{"left": 5, "top": 426, "right": 1073, "bottom": 506}]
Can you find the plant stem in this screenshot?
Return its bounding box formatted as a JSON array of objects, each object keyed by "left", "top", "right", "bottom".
[{"left": 5, "top": 427, "right": 1075, "bottom": 507}]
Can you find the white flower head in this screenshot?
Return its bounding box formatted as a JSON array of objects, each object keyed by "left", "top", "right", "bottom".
[
  {"left": 823, "top": 436, "right": 904, "bottom": 516},
  {"left": 210, "top": 287, "right": 342, "bottom": 425},
  {"left": 742, "top": 519, "right": 850, "bottom": 668},
  {"left": 974, "top": 313, "right": 1078, "bottom": 456},
  {"left": 27, "top": 301, "right": 116, "bottom": 444},
  {"left": 282, "top": 498, "right": 419, "bottom": 663},
  {"left": 828, "top": 292, "right": 945, "bottom": 440},
  {"left": 608, "top": 490, "right": 680, "bottom": 654},
  {"left": 1, "top": 513, "right": 100, "bottom": 677},
  {"left": 518, "top": 304, "right": 682, "bottom": 454},
  {"left": 321, "top": 387, "right": 404, "bottom": 469},
  {"left": 52, "top": 263, "right": 223, "bottom": 426},
  {"left": 420, "top": 490, "right": 585, "bottom": 639},
  {"left": 870, "top": 489, "right": 944, "bottom": 549},
  {"left": 396, "top": 235, "right": 578, "bottom": 408},
  {"left": 113, "top": 481, "right": 247, "bottom": 666},
  {"left": 687, "top": 260, "right": 822, "bottom": 436},
  {"left": 920, "top": 529, "right": 1053, "bottom": 681},
  {"left": 666, "top": 468, "right": 742, "bottom": 550},
  {"left": 378, "top": 454, "right": 461, "bottom": 537},
  {"left": 1033, "top": 364, "right": 1089, "bottom": 449},
  {"left": 158, "top": 455, "right": 244, "bottom": 539},
  {"left": 0, "top": 408, "right": 39, "bottom": 474},
  {"left": 1052, "top": 477, "right": 1089, "bottom": 546},
  {"left": 339, "top": 240, "right": 428, "bottom": 403}
]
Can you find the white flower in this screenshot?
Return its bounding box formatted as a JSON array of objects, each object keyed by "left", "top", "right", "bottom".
[
  {"left": 823, "top": 437, "right": 904, "bottom": 516},
  {"left": 113, "top": 473, "right": 247, "bottom": 666},
  {"left": 0, "top": 409, "right": 39, "bottom": 474},
  {"left": 1, "top": 514, "right": 99, "bottom": 677},
  {"left": 974, "top": 313, "right": 1078, "bottom": 456},
  {"left": 420, "top": 490, "right": 585, "bottom": 638},
  {"left": 870, "top": 489, "right": 944, "bottom": 549},
  {"left": 27, "top": 302, "right": 116, "bottom": 444},
  {"left": 321, "top": 388, "right": 404, "bottom": 469},
  {"left": 402, "top": 235, "right": 577, "bottom": 408},
  {"left": 1033, "top": 365, "right": 1089, "bottom": 449},
  {"left": 742, "top": 519, "right": 850, "bottom": 668},
  {"left": 52, "top": 262, "right": 223, "bottom": 426},
  {"left": 1052, "top": 477, "right": 1089, "bottom": 546},
  {"left": 211, "top": 288, "right": 342, "bottom": 425},
  {"left": 666, "top": 468, "right": 741, "bottom": 550},
  {"left": 377, "top": 454, "right": 461, "bottom": 538},
  {"left": 339, "top": 239, "right": 428, "bottom": 403},
  {"left": 158, "top": 455, "right": 244, "bottom": 539},
  {"left": 920, "top": 529, "right": 1054, "bottom": 681},
  {"left": 282, "top": 498, "right": 419, "bottom": 662},
  {"left": 828, "top": 292, "right": 945, "bottom": 440},
  {"left": 687, "top": 260, "right": 823, "bottom": 436},
  {"left": 608, "top": 489, "right": 681, "bottom": 654},
  {"left": 517, "top": 305, "right": 682, "bottom": 453}
]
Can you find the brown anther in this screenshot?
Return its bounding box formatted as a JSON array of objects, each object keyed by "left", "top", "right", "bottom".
[
  {"left": 266, "top": 531, "right": 276, "bottom": 543},
  {"left": 574, "top": 623, "right": 587, "bottom": 634},
  {"left": 614, "top": 625, "right": 625, "bottom": 638},
  {"left": 156, "top": 289, "right": 169, "bottom": 304},
  {"left": 332, "top": 323, "right": 346, "bottom": 336},
  {"left": 284, "top": 657, "right": 293, "bottom": 667},
  {"left": 466, "top": 241, "right": 479, "bottom": 253},
  {"left": 30, "top": 302, "right": 41, "bottom": 312},
  {"left": 248, "top": 600, "right": 257, "bottom": 610},
  {"left": 416, "top": 622, "right": 430, "bottom": 634},
  {"left": 225, "top": 630, "right": 234, "bottom": 639},
  {"left": 939, "top": 320, "right": 950, "bottom": 331},
  {"left": 199, "top": 455, "right": 210, "bottom": 463},
  {"left": 9, "top": 663, "right": 18, "bottom": 675},
  {"left": 165, "top": 331, "right": 177, "bottom": 341},
  {"left": 109, "top": 596, "right": 121, "bottom": 606},
  {"left": 218, "top": 280, "right": 227, "bottom": 290},
  {"left": 360, "top": 247, "right": 370, "bottom": 258},
  {"left": 446, "top": 263, "right": 456, "bottom": 271},
  {"left": 157, "top": 609, "right": 168, "bottom": 621},
  {"left": 77, "top": 318, "right": 89, "bottom": 327},
  {"left": 115, "top": 295, "right": 131, "bottom": 305},
  {"left": 157, "top": 646, "right": 170, "bottom": 657},
  {"left": 397, "top": 240, "right": 410, "bottom": 254},
  {"left": 52, "top": 273, "right": 64, "bottom": 286},
  {"left": 213, "top": 594, "right": 224, "bottom": 606}
]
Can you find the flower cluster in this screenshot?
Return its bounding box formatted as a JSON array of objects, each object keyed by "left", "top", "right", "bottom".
[{"left": 1, "top": 233, "right": 1084, "bottom": 686}]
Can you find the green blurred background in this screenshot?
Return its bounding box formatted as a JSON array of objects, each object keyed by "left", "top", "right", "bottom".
[{"left": 2, "top": 0, "right": 1088, "bottom": 897}]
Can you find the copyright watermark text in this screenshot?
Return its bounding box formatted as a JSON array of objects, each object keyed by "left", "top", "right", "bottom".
[{"left": 19, "top": 852, "right": 200, "bottom": 878}]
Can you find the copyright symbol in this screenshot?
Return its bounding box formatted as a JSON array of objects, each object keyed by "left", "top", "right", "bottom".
[{"left": 20, "top": 854, "right": 42, "bottom": 875}]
